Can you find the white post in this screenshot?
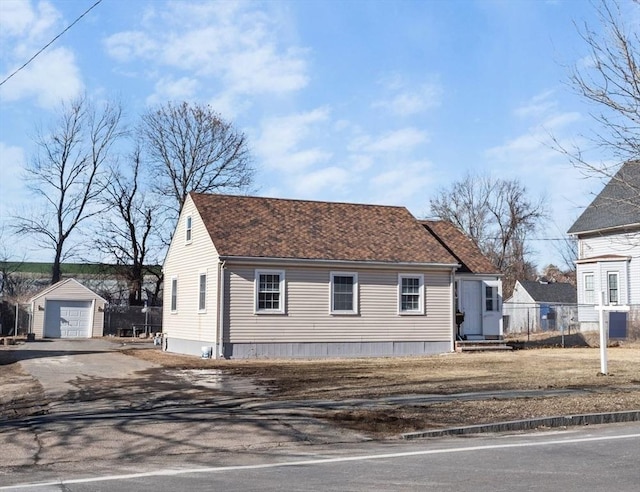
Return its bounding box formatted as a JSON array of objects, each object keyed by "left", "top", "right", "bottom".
[
  {"left": 598, "top": 291, "right": 607, "bottom": 375},
  {"left": 14, "top": 303, "right": 18, "bottom": 336}
]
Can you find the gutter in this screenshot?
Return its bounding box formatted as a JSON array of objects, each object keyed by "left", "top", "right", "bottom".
[{"left": 218, "top": 255, "right": 460, "bottom": 271}]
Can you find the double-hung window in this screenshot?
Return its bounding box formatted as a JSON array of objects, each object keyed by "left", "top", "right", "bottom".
[
  {"left": 608, "top": 272, "right": 619, "bottom": 304},
  {"left": 198, "top": 273, "right": 207, "bottom": 312},
  {"left": 398, "top": 274, "right": 424, "bottom": 314},
  {"left": 584, "top": 273, "right": 595, "bottom": 304},
  {"left": 170, "top": 277, "right": 178, "bottom": 312},
  {"left": 255, "top": 270, "right": 285, "bottom": 313},
  {"left": 330, "top": 272, "right": 358, "bottom": 314}
]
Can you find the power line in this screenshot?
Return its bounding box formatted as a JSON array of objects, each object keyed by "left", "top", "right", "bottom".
[{"left": 0, "top": 0, "right": 103, "bottom": 88}]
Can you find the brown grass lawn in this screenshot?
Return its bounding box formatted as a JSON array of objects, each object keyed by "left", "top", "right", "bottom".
[
  {"left": 2, "top": 331, "right": 639, "bottom": 436},
  {"left": 123, "top": 334, "right": 640, "bottom": 436}
]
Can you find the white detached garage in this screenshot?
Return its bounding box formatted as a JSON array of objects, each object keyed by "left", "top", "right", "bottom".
[{"left": 29, "top": 279, "right": 106, "bottom": 339}]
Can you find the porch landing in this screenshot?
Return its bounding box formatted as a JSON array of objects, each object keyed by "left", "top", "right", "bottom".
[{"left": 455, "top": 339, "right": 513, "bottom": 352}]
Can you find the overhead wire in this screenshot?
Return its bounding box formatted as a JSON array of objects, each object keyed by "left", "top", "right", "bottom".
[{"left": 0, "top": 0, "right": 104, "bottom": 87}]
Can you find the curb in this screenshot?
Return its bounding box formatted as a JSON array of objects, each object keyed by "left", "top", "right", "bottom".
[{"left": 401, "top": 410, "right": 640, "bottom": 439}]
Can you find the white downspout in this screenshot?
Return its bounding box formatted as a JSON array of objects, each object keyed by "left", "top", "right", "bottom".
[
  {"left": 450, "top": 268, "right": 456, "bottom": 352},
  {"left": 217, "top": 260, "right": 226, "bottom": 358}
]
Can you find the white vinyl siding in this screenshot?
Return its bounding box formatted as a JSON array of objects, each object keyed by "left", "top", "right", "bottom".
[
  {"left": 398, "top": 274, "right": 424, "bottom": 314},
  {"left": 255, "top": 270, "right": 285, "bottom": 314},
  {"left": 226, "top": 265, "right": 452, "bottom": 343},
  {"left": 163, "top": 196, "right": 220, "bottom": 342},
  {"left": 575, "top": 230, "right": 639, "bottom": 326}
]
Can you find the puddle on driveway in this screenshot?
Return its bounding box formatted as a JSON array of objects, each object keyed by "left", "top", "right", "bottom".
[{"left": 173, "top": 369, "right": 269, "bottom": 395}]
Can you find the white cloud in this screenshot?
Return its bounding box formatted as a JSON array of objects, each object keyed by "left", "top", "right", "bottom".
[
  {"left": 350, "top": 127, "right": 429, "bottom": 154},
  {"left": 104, "top": 1, "right": 309, "bottom": 108},
  {"left": 0, "top": 141, "right": 26, "bottom": 214},
  {"left": 0, "top": 0, "right": 59, "bottom": 41},
  {"left": 0, "top": 1, "right": 82, "bottom": 108},
  {"left": 514, "top": 90, "right": 557, "bottom": 118},
  {"left": 373, "top": 84, "right": 442, "bottom": 116},
  {"left": 103, "top": 31, "right": 157, "bottom": 62},
  {"left": 146, "top": 76, "right": 200, "bottom": 105},
  {"left": 372, "top": 73, "right": 442, "bottom": 117},
  {"left": 255, "top": 108, "right": 332, "bottom": 172},
  {"left": 291, "top": 166, "right": 350, "bottom": 197},
  {"left": 0, "top": 47, "right": 83, "bottom": 108},
  {"left": 368, "top": 160, "right": 435, "bottom": 207}
]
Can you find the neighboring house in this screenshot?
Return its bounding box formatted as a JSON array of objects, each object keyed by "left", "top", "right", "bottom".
[
  {"left": 503, "top": 280, "right": 577, "bottom": 334},
  {"left": 421, "top": 221, "right": 503, "bottom": 340},
  {"left": 163, "top": 193, "right": 466, "bottom": 358},
  {"left": 29, "top": 278, "right": 107, "bottom": 338},
  {"left": 567, "top": 160, "right": 640, "bottom": 331}
]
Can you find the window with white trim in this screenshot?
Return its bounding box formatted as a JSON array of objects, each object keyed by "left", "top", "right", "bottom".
[
  {"left": 185, "top": 216, "right": 192, "bottom": 243},
  {"left": 198, "top": 273, "right": 207, "bottom": 312},
  {"left": 608, "top": 272, "right": 619, "bottom": 304},
  {"left": 330, "top": 272, "right": 358, "bottom": 314},
  {"left": 584, "top": 273, "right": 595, "bottom": 304},
  {"left": 170, "top": 277, "right": 178, "bottom": 312},
  {"left": 255, "top": 270, "right": 285, "bottom": 313},
  {"left": 398, "top": 274, "right": 424, "bottom": 314},
  {"left": 485, "top": 284, "right": 499, "bottom": 312}
]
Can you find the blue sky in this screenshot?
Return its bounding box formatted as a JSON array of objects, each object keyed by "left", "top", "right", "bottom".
[{"left": 0, "top": 0, "right": 631, "bottom": 267}]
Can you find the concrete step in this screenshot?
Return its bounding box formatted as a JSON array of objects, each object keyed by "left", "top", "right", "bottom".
[{"left": 455, "top": 340, "right": 513, "bottom": 353}]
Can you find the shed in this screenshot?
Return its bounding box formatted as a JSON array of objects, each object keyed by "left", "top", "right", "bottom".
[{"left": 29, "top": 279, "right": 107, "bottom": 338}]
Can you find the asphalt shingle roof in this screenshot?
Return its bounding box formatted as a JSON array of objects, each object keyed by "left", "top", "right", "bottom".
[
  {"left": 420, "top": 220, "right": 499, "bottom": 274},
  {"left": 567, "top": 160, "right": 640, "bottom": 234},
  {"left": 518, "top": 280, "right": 577, "bottom": 304},
  {"left": 190, "top": 193, "right": 459, "bottom": 265}
]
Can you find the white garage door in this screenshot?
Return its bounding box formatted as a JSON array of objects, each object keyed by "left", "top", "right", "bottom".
[{"left": 44, "top": 300, "right": 93, "bottom": 338}]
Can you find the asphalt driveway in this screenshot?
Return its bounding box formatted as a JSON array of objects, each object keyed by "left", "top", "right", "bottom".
[
  {"left": 0, "top": 339, "right": 363, "bottom": 487},
  {"left": 17, "top": 338, "right": 159, "bottom": 410}
]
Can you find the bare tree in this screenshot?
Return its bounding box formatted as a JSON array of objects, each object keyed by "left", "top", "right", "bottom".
[
  {"left": 553, "top": 232, "right": 578, "bottom": 273},
  {"left": 429, "top": 173, "right": 547, "bottom": 297},
  {"left": 139, "top": 101, "right": 254, "bottom": 216},
  {"left": 95, "top": 145, "right": 163, "bottom": 306},
  {"left": 556, "top": 0, "right": 640, "bottom": 195},
  {"left": 540, "top": 264, "right": 576, "bottom": 285},
  {"left": 13, "top": 96, "right": 123, "bottom": 284}
]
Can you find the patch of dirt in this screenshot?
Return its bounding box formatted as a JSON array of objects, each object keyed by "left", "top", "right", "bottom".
[
  {"left": 321, "top": 391, "right": 640, "bottom": 436},
  {"left": 120, "top": 337, "right": 640, "bottom": 437},
  {"left": 0, "top": 347, "right": 47, "bottom": 419}
]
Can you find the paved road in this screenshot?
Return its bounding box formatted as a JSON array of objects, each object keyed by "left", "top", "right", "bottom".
[{"left": 3, "top": 422, "right": 640, "bottom": 491}]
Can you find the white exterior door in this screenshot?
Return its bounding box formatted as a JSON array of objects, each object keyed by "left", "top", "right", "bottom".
[
  {"left": 482, "top": 280, "right": 503, "bottom": 337},
  {"left": 461, "top": 281, "right": 482, "bottom": 336},
  {"left": 44, "top": 300, "right": 93, "bottom": 338}
]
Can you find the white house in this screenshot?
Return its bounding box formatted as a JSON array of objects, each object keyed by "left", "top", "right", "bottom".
[
  {"left": 162, "top": 193, "right": 474, "bottom": 358},
  {"left": 421, "top": 221, "right": 503, "bottom": 340},
  {"left": 567, "top": 161, "right": 640, "bottom": 332}
]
